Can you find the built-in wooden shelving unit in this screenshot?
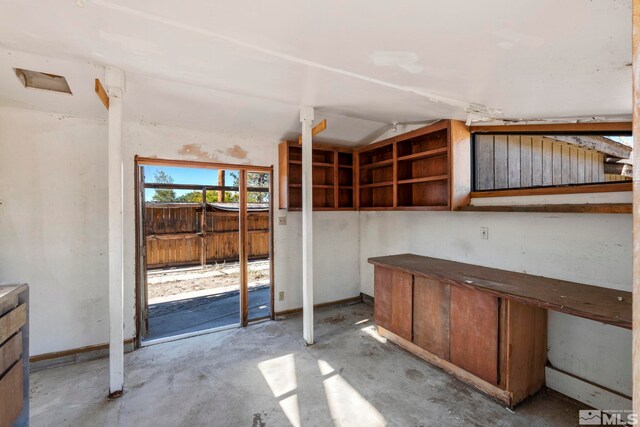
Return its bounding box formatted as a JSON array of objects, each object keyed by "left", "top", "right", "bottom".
[
  {"left": 278, "top": 141, "right": 355, "bottom": 211},
  {"left": 278, "top": 120, "right": 470, "bottom": 212},
  {"left": 356, "top": 119, "right": 470, "bottom": 211}
]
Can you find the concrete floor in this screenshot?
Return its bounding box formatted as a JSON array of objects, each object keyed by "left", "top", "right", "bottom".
[
  {"left": 146, "top": 285, "right": 271, "bottom": 340},
  {"left": 30, "top": 303, "right": 585, "bottom": 426}
]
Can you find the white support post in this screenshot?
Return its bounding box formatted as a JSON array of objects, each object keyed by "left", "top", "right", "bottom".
[
  {"left": 300, "top": 106, "right": 314, "bottom": 345},
  {"left": 107, "top": 66, "right": 125, "bottom": 397},
  {"left": 633, "top": 0, "right": 640, "bottom": 415}
]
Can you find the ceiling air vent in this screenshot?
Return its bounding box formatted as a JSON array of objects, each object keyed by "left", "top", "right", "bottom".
[{"left": 13, "top": 68, "right": 72, "bottom": 95}]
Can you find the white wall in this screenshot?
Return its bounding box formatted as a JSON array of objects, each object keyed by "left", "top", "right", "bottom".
[
  {"left": 359, "top": 210, "right": 632, "bottom": 397},
  {"left": 0, "top": 107, "right": 109, "bottom": 355},
  {"left": 0, "top": 106, "right": 361, "bottom": 356},
  {"left": 0, "top": 105, "right": 631, "bottom": 402}
]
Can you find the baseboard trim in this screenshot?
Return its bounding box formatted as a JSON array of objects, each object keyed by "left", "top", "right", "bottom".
[
  {"left": 545, "top": 366, "right": 631, "bottom": 410},
  {"left": 30, "top": 339, "right": 135, "bottom": 372},
  {"left": 274, "top": 295, "right": 362, "bottom": 319},
  {"left": 360, "top": 292, "right": 374, "bottom": 307}
]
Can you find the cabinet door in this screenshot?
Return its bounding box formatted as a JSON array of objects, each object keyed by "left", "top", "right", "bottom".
[
  {"left": 450, "top": 286, "right": 499, "bottom": 385},
  {"left": 413, "top": 277, "right": 450, "bottom": 360},
  {"left": 374, "top": 266, "right": 412, "bottom": 341}
]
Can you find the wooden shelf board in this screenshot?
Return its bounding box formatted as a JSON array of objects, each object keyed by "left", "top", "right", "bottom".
[
  {"left": 338, "top": 164, "right": 354, "bottom": 169},
  {"left": 397, "top": 147, "right": 448, "bottom": 162},
  {"left": 287, "top": 207, "right": 354, "bottom": 211},
  {"left": 458, "top": 203, "right": 631, "bottom": 214},
  {"left": 395, "top": 205, "right": 449, "bottom": 211},
  {"left": 470, "top": 181, "right": 631, "bottom": 198},
  {"left": 289, "top": 160, "right": 335, "bottom": 168},
  {"left": 289, "top": 184, "right": 334, "bottom": 189},
  {"left": 338, "top": 186, "right": 354, "bottom": 190},
  {"left": 359, "top": 181, "right": 394, "bottom": 189},
  {"left": 398, "top": 175, "right": 448, "bottom": 185},
  {"left": 358, "top": 159, "right": 393, "bottom": 170}
]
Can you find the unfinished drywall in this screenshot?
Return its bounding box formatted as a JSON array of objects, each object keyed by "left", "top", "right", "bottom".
[
  {"left": 0, "top": 106, "right": 361, "bottom": 356},
  {"left": 358, "top": 210, "right": 632, "bottom": 399}
]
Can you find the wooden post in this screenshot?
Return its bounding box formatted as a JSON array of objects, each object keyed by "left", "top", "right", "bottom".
[
  {"left": 201, "top": 188, "right": 207, "bottom": 268},
  {"left": 218, "top": 170, "right": 225, "bottom": 202},
  {"left": 106, "top": 66, "right": 124, "bottom": 398},
  {"left": 300, "top": 106, "right": 315, "bottom": 345},
  {"left": 239, "top": 170, "right": 249, "bottom": 326},
  {"left": 633, "top": 0, "right": 640, "bottom": 416}
]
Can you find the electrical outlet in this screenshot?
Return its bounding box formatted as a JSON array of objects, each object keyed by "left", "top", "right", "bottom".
[
  {"left": 481, "top": 227, "right": 489, "bottom": 240},
  {"left": 278, "top": 216, "right": 287, "bottom": 225},
  {"left": 279, "top": 291, "right": 285, "bottom": 301}
]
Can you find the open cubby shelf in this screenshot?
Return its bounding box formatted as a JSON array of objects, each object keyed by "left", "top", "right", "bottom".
[
  {"left": 279, "top": 120, "right": 470, "bottom": 211},
  {"left": 279, "top": 141, "right": 355, "bottom": 210}
]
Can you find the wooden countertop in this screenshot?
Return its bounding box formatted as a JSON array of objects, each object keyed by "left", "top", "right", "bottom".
[
  {"left": 0, "top": 284, "right": 28, "bottom": 302},
  {"left": 368, "top": 254, "right": 631, "bottom": 329}
]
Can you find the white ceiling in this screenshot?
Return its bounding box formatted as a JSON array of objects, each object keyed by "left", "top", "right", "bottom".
[{"left": 0, "top": 0, "right": 633, "bottom": 145}]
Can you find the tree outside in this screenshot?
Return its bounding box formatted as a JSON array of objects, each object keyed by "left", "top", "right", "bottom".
[{"left": 149, "top": 170, "right": 269, "bottom": 204}]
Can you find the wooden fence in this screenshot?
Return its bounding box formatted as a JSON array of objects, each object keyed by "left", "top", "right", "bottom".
[
  {"left": 474, "top": 135, "right": 606, "bottom": 191},
  {"left": 145, "top": 203, "right": 269, "bottom": 269}
]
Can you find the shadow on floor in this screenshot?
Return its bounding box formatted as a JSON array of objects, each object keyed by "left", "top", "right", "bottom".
[{"left": 145, "top": 285, "right": 270, "bottom": 341}]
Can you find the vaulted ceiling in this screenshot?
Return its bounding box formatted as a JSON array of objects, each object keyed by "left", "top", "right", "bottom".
[{"left": 0, "top": 0, "right": 632, "bottom": 145}]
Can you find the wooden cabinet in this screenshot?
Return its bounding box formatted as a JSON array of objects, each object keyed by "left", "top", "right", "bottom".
[
  {"left": 0, "top": 284, "right": 29, "bottom": 427},
  {"left": 278, "top": 141, "right": 355, "bottom": 211},
  {"left": 373, "top": 266, "right": 412, "bottom": 341},
  {"left": 370, "top": 260, "right": 546, "bottom": 407},
  {"left": 356, "top": 119, "right": 470, "bottom": 211},
  {"left": 449, "top": 286, "right": 499, "bottom": 385},
  {"left": 369, "top": 253, "right": 632, "bottom": 407},
  {"left": 412, "top": 277, "right": 450, "bottom": 360}
]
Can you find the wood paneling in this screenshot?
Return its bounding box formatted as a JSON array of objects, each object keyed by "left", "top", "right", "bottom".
[
  {"left": 145, "top": 207, "right": 269, "bottom": 268},
  {"left": 413, "top": 277, "right": 450, "bottom": 360},
  {"left": 470, "top": 181, "right": 631, "bottom": 198},
  {"left": 373, "top": 266, "right": 413, "bottom": 341},
  {"left": 470, "top": 122, "right": 632, "bottom": 133},
  {"left": 460, "top": 203, "right": 632, "bottom": 214},
  {"left": 0, "top": 332, "right": 22, "bottom": 377},
  {"left": 450, "top": 286, "right": 499, "bottom": 385},
  {"left": 0, "top": 360, "right": 23, "bottom": 427},
  {"left": 504, "top": 300, "right": 547, "bottom": 404},
  {"left": 0, "top": 304, "right": 26, "bottom": 345},
  {"left": 475, "top": 134, "right": 610, "bottom": 191}
]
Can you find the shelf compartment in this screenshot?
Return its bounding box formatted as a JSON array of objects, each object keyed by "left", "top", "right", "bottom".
[
  {"left": 338, "top": 152, "right": 353, "bottom": 167},
  {"left": 397, "top": 180, "right": 449, "bottom": 207},
  {"left": 359, "top": 164, "right": 393, "bottom": 186},
  {"left": 397, "top": 155, "right": 448, "bottom": 182},
  {"left": 338, "top": 188, "right": 354, "bottom": 208},
  {"left": 338, "top": 168, "right": 353, "bottom": 187},
  {"left": 359, "top": 186, "right": 394, "bottom": 208},
  {"left": 396, "top": 128, "right": 448, "bottom": 158},
  {"left": 358, "top": 143, "right": 393, "bottom": 167},
  {"left": 287, "top": 186, "right": 335, "bottom": 209}
]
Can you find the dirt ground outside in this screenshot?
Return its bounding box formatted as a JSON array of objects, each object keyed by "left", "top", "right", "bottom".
[{"left": 147, "top": 260, "right": 270, "bottom": 303}]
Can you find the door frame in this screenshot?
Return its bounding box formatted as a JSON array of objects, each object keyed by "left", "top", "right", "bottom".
[{"left": 134, "top": 155, "right": 275, "bottom": 348}]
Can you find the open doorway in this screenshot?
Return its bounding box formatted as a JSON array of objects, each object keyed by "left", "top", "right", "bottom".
[{"left": 135, "top": 159, "right": 273, "bottom": 344}]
